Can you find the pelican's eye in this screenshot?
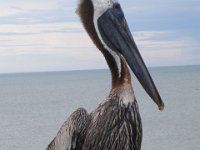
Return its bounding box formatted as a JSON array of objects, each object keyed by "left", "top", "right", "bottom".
[
  {"left": 112, "top": 3, "right": 124, "bottom": 19},
  {"left": 113, "top": 3, "right": 121, "bottom": 10}
]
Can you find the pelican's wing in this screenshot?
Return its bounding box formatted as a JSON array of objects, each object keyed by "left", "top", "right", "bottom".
[{"left": 46, "top": 107, "right": 91, "bottom": 150}]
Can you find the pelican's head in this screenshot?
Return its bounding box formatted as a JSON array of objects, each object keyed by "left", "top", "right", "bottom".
[{"left": 78, "top": 0, "right": 164, "bottom": 110}]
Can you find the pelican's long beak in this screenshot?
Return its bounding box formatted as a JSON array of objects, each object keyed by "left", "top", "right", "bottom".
[{"left": 97, "top": 4, "right": 164, "bottom": 110}]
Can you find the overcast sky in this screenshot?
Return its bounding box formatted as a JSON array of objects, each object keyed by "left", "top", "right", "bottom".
[{"left": 0, "top": 0, "right": 199, "bottom": 73}]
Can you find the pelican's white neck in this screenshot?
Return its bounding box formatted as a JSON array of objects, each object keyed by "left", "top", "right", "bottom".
[{"left": 91, "top": 0, "right": 121, "bottom": 78}]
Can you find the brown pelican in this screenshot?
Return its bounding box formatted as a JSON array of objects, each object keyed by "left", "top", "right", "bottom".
[{"left": 47, "top": 0, "right": 164, "bottom": 149}]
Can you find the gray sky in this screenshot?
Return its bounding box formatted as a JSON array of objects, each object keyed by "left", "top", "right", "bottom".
[{"left": 0, "top": 0, "right": 199, "bottom": 73}]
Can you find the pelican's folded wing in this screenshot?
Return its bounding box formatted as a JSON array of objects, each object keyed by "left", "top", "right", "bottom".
[{"left": 46, "top": 107, "right": 91, "bottom": 150}]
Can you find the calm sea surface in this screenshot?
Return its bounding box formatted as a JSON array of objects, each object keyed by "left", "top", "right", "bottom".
[{"left": 0, "top": 66, "right": 200, "bottom": 150}]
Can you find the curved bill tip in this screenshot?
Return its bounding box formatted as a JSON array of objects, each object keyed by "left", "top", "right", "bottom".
[
  {"left": 158, "top": 102, "right": 165, "bottom": 111},
  {"left": 153, "top": 89, "right": 165, "bottom": 111}
]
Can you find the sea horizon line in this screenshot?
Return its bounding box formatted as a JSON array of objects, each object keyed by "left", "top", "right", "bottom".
[{"left": 0, "top": 64, "right": 199, "bottom": 75}]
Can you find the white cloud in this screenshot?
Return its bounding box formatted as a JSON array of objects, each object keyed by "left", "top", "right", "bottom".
[
  {"left": 0, "top": 21, "right": 107, "bottom": 73},
  {"left": 0, "top": 0, "right": 62, "bottom": 17},
  {"left": 0, "top": 22, "right": 103, "bottom": 73},
  {"left": 0, "top": 22, "right": 83, "bottom": 34},
  {"left": 133, "top": 30, "right": 200, "bottom": 66},
  {"left": 0, "top": 22, "right": 86, "bottom": 55}
]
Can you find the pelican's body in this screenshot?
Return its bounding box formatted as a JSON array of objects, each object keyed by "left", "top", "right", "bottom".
[{"left": 47, "top": 0, "right": 164, "bottom": 150}]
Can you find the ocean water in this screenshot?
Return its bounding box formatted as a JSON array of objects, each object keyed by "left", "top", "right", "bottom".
[{"left": 0, "top": 65, "right": 199, "bottom": 150}]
